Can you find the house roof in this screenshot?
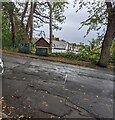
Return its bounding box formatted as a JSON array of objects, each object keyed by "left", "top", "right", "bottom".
[
  {"left": 35, "top": 37, "right": 49, "bottom": 44},
  {"left": 35, "top": 37, "right": 50, "bottom": 47},
  {"left": 45, "top": 38, "right": 68, "bottom": 49}
]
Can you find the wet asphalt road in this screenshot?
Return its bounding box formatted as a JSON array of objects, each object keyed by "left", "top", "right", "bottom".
[{"left": 1, "top": 54, "right": 114, "bottom": 119}]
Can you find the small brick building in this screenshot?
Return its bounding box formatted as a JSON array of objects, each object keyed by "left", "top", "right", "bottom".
[{"left": 35, "top": 37, "right": 50, "bottom": 47}]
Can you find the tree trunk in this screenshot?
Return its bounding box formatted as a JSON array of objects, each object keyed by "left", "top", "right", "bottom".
[
  {"left": 49, "top": 3, "right": 52, "bottom": 53},
  {"left": 98, "top": 2, "right": 115, "bottom": 67},
  {"left": 9, "top": 15, "right": 16, "bottom": 48},
  {"left": 21, "top": 2, "right": 29, "bottom": 43},
  {"left": 25, "top": 2, "right": 36, "bottom": 43},
  {"left": 21, "top": 2, "right": 28, "bottom": 24},
  {"left": 29, "top": 2, "right": 34, "bottom": 42},
  {"left": 99, "top": 23, "right": 114, "bottom": 67}
]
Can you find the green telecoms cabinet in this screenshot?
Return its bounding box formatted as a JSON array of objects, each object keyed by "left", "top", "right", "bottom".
[{"left": 18, "top": 43, "right": 31, "bottom": 54}]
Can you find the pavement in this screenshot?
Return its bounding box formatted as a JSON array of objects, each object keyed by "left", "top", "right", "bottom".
[{"left": 1, "top": 53, "right": 114, "bottom": 119}]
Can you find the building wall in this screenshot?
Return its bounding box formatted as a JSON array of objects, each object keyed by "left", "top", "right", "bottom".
[{"left": 52, "top": 40, "right": 68, "bottom": 49}]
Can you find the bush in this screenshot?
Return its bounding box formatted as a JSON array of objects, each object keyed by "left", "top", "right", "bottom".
[
  {"left": 50, "top": 37, "right": 103, "bottom": 64},
  {"left": 109, "top": 40, "right": 115, "bottom": 65},
  {"left": 50, "top": 52, "right": 78, "bottom": 59}
]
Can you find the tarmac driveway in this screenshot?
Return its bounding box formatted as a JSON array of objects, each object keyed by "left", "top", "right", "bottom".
[{"left": 1, "top": 54, "right": 114, "bottom": 119}]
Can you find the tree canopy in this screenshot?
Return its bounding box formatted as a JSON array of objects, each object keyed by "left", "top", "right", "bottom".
[{"left": 75, "top": 0, "right": 115, "bottom": 66}]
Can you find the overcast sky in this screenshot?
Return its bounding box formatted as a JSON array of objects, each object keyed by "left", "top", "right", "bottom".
[{"left": 34, "top": 2, "right": 100, "bottom": 44}]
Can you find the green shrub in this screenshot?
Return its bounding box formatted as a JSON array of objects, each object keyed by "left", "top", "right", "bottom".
[
  {"left": 50, "top": 52, "right": 78, "bottom": 59},
  {"left": 50, "top": 37, "right": 103, "bottom": 64},
  {"left": 109, "top": 40, "right": 115, "bottom": 64}
]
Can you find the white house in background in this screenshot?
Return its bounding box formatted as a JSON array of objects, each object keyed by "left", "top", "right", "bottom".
[
  {"left": 45, "top": 37, "right": 69, "bottom": 51},
  {"left": 52, "top": 40, "right": 68, "bottom": 50},
  {"left": 67, "top": 43, "right": 74, "bottom": 51}
]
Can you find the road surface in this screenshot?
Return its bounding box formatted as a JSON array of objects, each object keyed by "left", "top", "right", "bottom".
[{"left": 1, "top": 54, "right": 114, "bottom": 119}]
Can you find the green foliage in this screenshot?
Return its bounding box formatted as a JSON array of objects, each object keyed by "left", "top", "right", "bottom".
[
  {"left": 2, "top": 16, "right": 24, "bottom": 49},
  {"left": 2, "top": 10, "right": 12, "bottom": 48},
  {"left": 2, "top": 2, "right": 68, "bottom": 49},
  {"left": 110, "top": 40, "right": 115, "bottom": 64},
  {"left": 15, "top": 23, "right": 25, "bottom": 46},
  {"left": 75, "top": 1, "right": 107, "bottom": 36},
  {"left": 77, "top": 35, "right": 102, "bottom": 63},
  {"left": 2, "top": 2, "right": 20, "bottom": 48},
  {"left": 75, "top": 1, "right": 115, "bottom": 66},
  {"left": 2, "top": 2, "right": 25, "bottom": 48},
  {"left": 30, "top": 38, "right": 37, "bottom": 54},
  {"left": 50, "top": 36, "right": 103, "bottom": 63},
  {"left": 34, "top": 2, "right": 68, "bottom": 30},
  {"left": 50, "top": 52, "right": 79, "bottom": 59}
]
